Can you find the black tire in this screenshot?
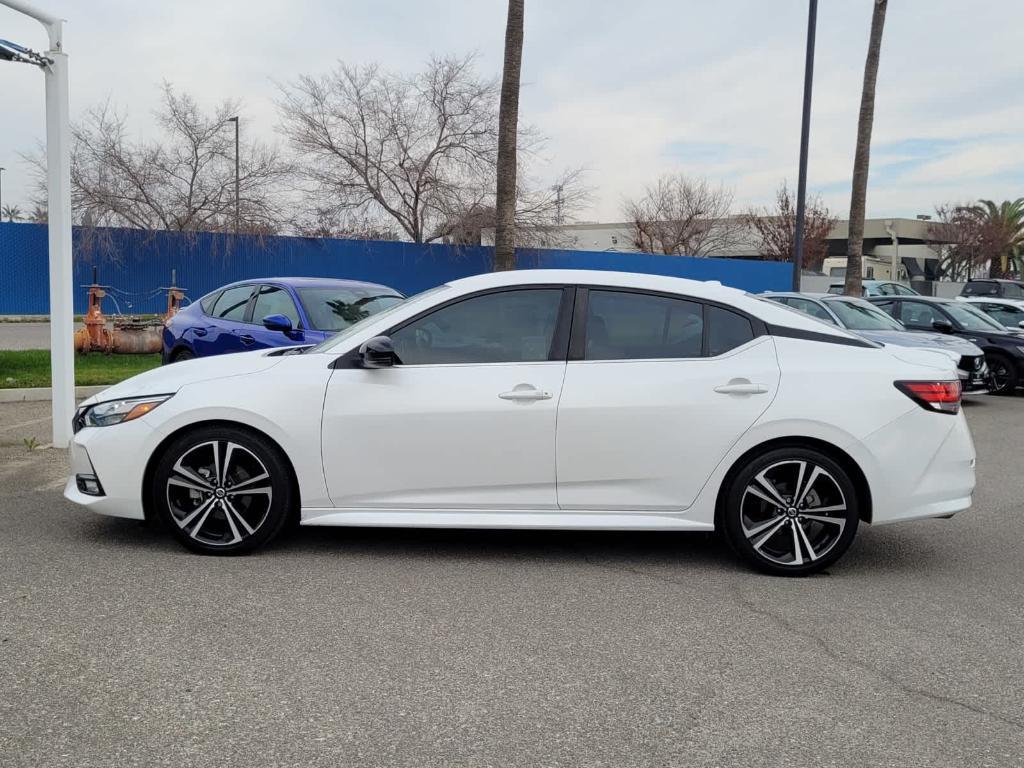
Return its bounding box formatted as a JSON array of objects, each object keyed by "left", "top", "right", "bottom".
[
  {"left": 152, "top": 425, "right": 293, "bottom": 555},
  {"left": 721, "top": 447, "right": 860, "bottom": 576},
  {"left": 986, "top": 352, "right": 1017, "bottom": 395},
  {"left": 171, "top": 347, "right": 195, "bottom": 363}
]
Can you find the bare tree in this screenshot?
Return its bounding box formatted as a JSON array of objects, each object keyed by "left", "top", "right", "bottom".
[
  {"left": 292, "top": 206, "right": 400, "bottom": 241},
  {"left": 494, "top": 0, "right": 525, "bottom": 270},
  {"left": 844, "top": 0, "right": 888, "bottom": 296},
  {"left": 745, "top": 183, "right": 836, "bottom": 270},
  {"left": 623, "top": 174, "right": 741, "bottom": 256},
  {"left": 26, "top": 85, "right": 289, "bottom": 233},
  {"left": 278, "top": 55, "right": 500, "bottom": 244}
]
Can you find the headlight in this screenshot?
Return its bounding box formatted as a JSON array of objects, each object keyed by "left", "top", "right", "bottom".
[{"left": 76, "top": 395, "right": 171, "bottom": 429}]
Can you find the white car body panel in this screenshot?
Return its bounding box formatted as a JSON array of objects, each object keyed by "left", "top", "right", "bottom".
[{"left": 64, "top": 269, "right": 975, "bottom": 540}]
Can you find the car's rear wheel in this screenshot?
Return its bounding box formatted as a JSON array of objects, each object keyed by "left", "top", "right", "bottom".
[
  {"left": 722, "top": 447, "right": 860, "bottom": 576},
  {"left": 152, "top": 425, "right": 293, "bottom": 555},
  {"left": 986, "top": 352, "right": 1017, "bottom": 395},
  {"left": 171, "top": 348, "right": 195, "bottom": 363}
]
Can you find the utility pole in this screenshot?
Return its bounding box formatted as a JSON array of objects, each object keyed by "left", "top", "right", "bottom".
[
  {"left": 226, "top": 116, "right": 240, "bottom": 234},
  {"left": 0, "top": 0, "right": 74, "bottom": 447},
  {"left": 552, "top": 183, "right": 564, "bottom": 226},
  {"left": 0, "top": 167, "right": 5, "bottom": 213},
  {"left": 792, "top": 0, "right": 818, "bottom": 291}
]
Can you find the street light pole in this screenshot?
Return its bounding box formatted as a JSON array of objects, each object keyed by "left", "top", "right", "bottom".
[
  {"left": 0, "top": 0, "right": 74, "bottom": 448},
  {"left": 0, "top": 167, "right": 5, "bottom": 213},
  {"left": 226, "top": 116, "right": 239, "bottom": 235},
  {"left": 792, "top": 0, "right": 818, "bottom": 292}
]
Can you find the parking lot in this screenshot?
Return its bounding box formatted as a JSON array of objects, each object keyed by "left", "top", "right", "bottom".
[{"left": 1, "top": 397, "right": 1022, "bottom": 767}]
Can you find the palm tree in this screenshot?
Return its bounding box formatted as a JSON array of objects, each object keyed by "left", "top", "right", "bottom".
[
  {"left": 1, "top": 204, "right": 22, "bottom": 223},
  {"left": 493, "top": 0, "right": 525, "bottom": 271},
  {"left": 969, "top": 198, "right": 1024, "bottom": 277},
  {"left": 843, "top": 0, "right": 888, "bottom": 296}
]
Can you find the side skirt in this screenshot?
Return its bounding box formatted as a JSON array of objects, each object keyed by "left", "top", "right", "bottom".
[{"left": 299, "top": 508, "right": 714, "bottom": 531}]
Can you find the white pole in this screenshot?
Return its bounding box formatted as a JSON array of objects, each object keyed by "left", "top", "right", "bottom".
[
  {"left": 46, "top": 50, "right": 73, "bottom": 447},
  {"left": 0, "top": 0, "right": 73, "bottom": 447}
]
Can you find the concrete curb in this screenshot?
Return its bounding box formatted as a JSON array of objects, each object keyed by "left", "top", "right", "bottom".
[{"left": 0, "top": 385, "right": 109, "bottom": 403}]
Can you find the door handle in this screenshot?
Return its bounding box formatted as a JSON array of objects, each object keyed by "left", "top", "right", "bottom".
[
  {"left": 714, "top": 380, "right": 769, "bottom": 395},
  {"left": 499, "top": 385, "right": 552, "bottom": 402},
  {"left": 238, "top": 334, "right": 256, "bottom": 346},
  {"left": 193, "top": 328, "right": 208, "bottom": 337}
]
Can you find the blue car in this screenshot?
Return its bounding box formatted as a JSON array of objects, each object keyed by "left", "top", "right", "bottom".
[{"left": 163, "top": 277, "right": 404, "bottom": 363}]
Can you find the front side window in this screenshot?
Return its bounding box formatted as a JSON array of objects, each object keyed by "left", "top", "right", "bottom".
[
  {"left": 251, "top": 286, "right": 301, "bottom": 327},
  {"left": 211, "top": 285, "right": 254, "bottom": 321},
  {"left": 584, "top": 290, "right": 703, "bottom": 360},
  {"left": 898, "top": 301, "right": 946, "bottom": 328},
  {"left": 391, "top": 289, "right": 563, "bottom": 365}
]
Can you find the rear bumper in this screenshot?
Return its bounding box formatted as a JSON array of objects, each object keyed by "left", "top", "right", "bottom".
[{"left": 852, "top": 407, "right": 975, "bottom": 525}]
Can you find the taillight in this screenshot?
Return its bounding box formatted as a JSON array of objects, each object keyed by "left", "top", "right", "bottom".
[{"left": 895, "top": 380, "right": 961, "bottom": 415}]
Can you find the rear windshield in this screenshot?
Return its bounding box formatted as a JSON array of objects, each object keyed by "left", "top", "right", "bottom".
[
  {"left": 297, "top": 287, "right": 404, "bottom": 332},
  {"left": 962, "top": 282, "right": 997, "bottom": 296}
]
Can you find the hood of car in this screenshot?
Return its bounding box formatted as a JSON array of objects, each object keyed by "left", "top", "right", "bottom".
[
  {"left": 79, "top": 350, "right": 285, "bottom": 406},
  {"left": 857, "top": 330, "right": 983, "bottom": 356}
]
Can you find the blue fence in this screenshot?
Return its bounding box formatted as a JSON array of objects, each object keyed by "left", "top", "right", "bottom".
[{"left": 0, "top": 222, "right": 790, "bottom": 315}]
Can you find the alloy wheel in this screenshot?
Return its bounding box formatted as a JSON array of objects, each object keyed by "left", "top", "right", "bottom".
[
  {"left": 165, "top": 440, "right": 273, "bottom": 547},
  {"left": 739, "top": 459, "right": 848, "bottom": 567}
]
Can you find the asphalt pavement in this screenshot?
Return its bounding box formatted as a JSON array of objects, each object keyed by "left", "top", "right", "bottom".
[{"left": 1, "top": 397, "right": 1022, "bottom": 767}]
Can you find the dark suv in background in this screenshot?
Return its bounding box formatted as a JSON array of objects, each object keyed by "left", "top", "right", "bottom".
[
  {"left": 868, "top": 295, "right": 1024, "bottom": 394},
  {"left": 960, "top": 279, "right": 1024, "bottom": 300}
]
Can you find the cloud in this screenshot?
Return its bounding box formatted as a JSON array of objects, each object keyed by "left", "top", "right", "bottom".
[{"left": 0, "top": 0, "right": 1021, "bottom": 225}]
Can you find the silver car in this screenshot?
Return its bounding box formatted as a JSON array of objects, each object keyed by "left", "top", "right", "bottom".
[{"left": 763, "top": 292, "right": 991, "bottom": 394}]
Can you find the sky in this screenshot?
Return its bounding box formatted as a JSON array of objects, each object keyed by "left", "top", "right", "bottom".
[{"left": 1, "top": 0, "right": 1023, "bottom": 224}]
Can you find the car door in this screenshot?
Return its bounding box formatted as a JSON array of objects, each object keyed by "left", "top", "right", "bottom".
[
  {"left": 555, "top": 288, "right": 781, "bottom": 511},
  {"left": 321, "top": 286, "right": 572, "bottom": 510},
  {"left": 190, "top": 284, "right": 255, "bottom": 357},
  {"left": 244, "top": 284, "right": 307, "bottom": 349}
]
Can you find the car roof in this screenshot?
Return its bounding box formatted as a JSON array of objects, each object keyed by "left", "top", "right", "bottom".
[
  {"left": 446, "top": 269, "right": 861, "bottom": 340},
  {"left": 967, "top": 278, "right": 1024, "bottom": 284},
  {"left": 762, "top": 291, "right": 830, "bottom": 299},
  {"left": 218, "top": 276, "right": 399, "bottom": 292},
  {"left": 866, "top": 294, "right": 949, "bottom": 303}
]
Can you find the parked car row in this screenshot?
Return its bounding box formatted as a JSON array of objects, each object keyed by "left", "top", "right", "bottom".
[{"left": 764, "top": 287, "right": 1024, "bottom": 395}]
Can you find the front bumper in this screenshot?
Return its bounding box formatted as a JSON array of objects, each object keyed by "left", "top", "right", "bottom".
[{"left": 63, "top": 418, "right": 154, "bottom": 520}]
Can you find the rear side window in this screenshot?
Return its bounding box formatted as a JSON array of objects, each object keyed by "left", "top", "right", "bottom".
[
  {"left": 585, "top": 290, "right": 703, "bottom": 360},
  {"left": 199, "top": 292, "right": 221, "bottom": 314},
  {"left": 211, "top": 285, "right": 254, "bottom": 321},
  {"left": 962, "top": 281, "right": 997, "bottom": 296},
  {"left": 706, "top": 306, "right": 755, "bottom": 356}
]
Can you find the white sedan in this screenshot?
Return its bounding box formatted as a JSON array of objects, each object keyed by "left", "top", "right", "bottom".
[{"left": 65, "top": 270, "right": 976, "bottom": 575}]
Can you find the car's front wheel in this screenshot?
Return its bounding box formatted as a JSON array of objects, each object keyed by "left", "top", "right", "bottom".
[
  {"left": 721, "top": 447, "right": 860, "bottom": 576},
  {"left": 152, "top": 425, "right": 293, "bottom": 555},
  {"left": 986, "top": 352, "right": 1017, "bottom": 395}
]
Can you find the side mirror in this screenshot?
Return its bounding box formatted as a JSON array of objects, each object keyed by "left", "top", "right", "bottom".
[
  {"left": 359, "top": 335, "right": 397, "bottom": 368},
  {"left": 931, "top": 319, "right": 954, "bottom": 334},
  {"left": 262, "top": 314, "right": 293, "bottom": 334},
  {"left": 1017, "top": 320, "right": 1024, "bottom": 329}
]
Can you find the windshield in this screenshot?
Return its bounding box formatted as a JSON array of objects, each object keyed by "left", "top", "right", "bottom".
[
  {"left": 305, "top": 284, "right": 452, "bottom": 353},
  {"left": 826, "top": 298, "right": 903, "bottom": 330},
  {"left": 297, "top": 287, "right": 405, "bottom": 332},
  {"left": 944, "top": 301, "right": 1008, "bottom": 332}
]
